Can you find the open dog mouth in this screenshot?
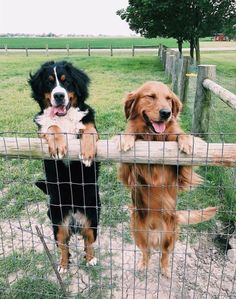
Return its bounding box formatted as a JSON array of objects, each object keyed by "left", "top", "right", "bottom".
[
  {"left": 50, "top": 103, "right": 71, "bottom": 117},
  {"left": 143, "top": 112, "right": 166, "bottom": 134}
]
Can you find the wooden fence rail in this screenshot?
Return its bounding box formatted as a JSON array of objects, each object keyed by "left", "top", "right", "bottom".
[
  {"left": 203, "top": 79, "right": 236, "bottom": 110},
  {"left": 0, "top": 137, "right": 236, "bottom": 167}
]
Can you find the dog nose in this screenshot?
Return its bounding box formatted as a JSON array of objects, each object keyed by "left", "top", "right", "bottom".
[
  {"left": 159, "top": 109, "right": 171, "bottom": 120},
  {"left": 54, "top": 92, "right": 65, "bottom": 102}
]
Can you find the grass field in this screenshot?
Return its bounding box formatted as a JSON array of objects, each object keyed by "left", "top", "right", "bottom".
[
  {"left": 0, "top": 50, "right": 235, "bottom": 298},
  {"left": 0, "top": 36, "right": 190, "bottom": 49}
]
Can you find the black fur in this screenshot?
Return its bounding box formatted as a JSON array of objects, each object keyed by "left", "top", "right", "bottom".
[{"left": 29, "top": 61, "right": 100, "bottom": 247}]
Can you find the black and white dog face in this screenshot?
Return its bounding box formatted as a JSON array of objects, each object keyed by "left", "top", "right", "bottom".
[{"left": 29, "top": 61, "right": 90, "bottom": 115}]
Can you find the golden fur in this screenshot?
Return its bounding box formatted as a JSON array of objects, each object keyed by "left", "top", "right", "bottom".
[{"left": 118, "top": 81, "right": 216, "bottom": 276}]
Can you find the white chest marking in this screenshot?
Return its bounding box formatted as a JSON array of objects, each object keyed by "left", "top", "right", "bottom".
[{"left": 36, "top": 107, "right": 88, "bottom": 139}]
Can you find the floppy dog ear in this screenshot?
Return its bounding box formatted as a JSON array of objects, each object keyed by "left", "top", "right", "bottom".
[
  {"left": 64, "top": 62, "right": 90, "bottom": 103},
  {"left": 28, "top": 61, "right": 55, "bottom": 109},
  {"left": 124, "top": 92, "right": 138, "bottom": 120},
  {"left": 171, "top": 92, "right": 182, "bottom": 118}
]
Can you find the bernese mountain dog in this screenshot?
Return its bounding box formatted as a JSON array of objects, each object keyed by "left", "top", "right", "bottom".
[{"left": 29, "top": 61, "right": 100, "bottom": 273}]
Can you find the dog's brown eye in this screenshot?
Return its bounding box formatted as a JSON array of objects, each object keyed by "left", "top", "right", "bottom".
[
  {"left": 147, "top": 94, "right": 155, "bottom": 99},
  {"left": 48, "top": 75, "right": 54, "bottom": 81},
  {"left": 166, "top": 96, "right": 171, "bottom": 101},
  {"left": 61, "top": 75, "right": 66, "bottom": 81}
]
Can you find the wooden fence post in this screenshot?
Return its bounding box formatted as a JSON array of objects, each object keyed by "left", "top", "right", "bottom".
[
  {"left": 165, "top": 50, "right": 171, "bottom": 77},
  {"left": 25, "top": 47, "right": 28, "bottom": 57},
  {"left": 162, "top": 46, "right": 167, "bottom": 67},
  {"left": 46, "top": 44, "right": 48, "bottom": 56},
  {"left": 66, "top": 44, "right": 69, "bottom": 56},
  {"left": 159, "top": 45, "right": 163, "bottom": 62},
  {"left": 110, "top": 45, "right": 113, "bottom": 56},
  {"left": 192, "top": 65, "right": 216, "bottom": 139},
  {"left": 172, "top": 52, "right": 180, "bottom": 94},
  {"left": 168, "top": 52, "right": 176, "bottom": 81},
  {"left": 132, "top": 45, "right": 135, "bottom": 56},
  {"left": 158, "top": 44, "right": 162, "bottom": 56},
  {"left": 4, "top": 44, "right": 8, "bottom": 55},
  {"left": 88, "top": 44, "right": 91, "bottom": 56},
  {"left": 178, "top": 56, "right": 190, "bottom": 103}
]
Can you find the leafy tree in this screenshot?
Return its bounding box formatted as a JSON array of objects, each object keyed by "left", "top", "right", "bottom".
[
  {"left": 117, "top": 0, "right": 236, "bottom": 64},
  {"left": 222, "top": 16, "right": 236, "bottom": 40}
]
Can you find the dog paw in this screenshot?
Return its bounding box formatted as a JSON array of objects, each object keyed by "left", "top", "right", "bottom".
[
  {"left": 113, "top": 134, "right": 135, "bottom": 152},
  {"left": 57, "top": 265, "right": 68, "bottom": 274},
  {"left": 80, "top": 135, "right": 96, "bottom": 167},
  {"left": 137, "top": 259, "right": 147, "bottom": 272},
  {"left": 86, "top": 257, "right": 97, "bottom": 266},
  {"left": 79, "top": 154, "right": 93, "bottom": 167},
  {"left": 161, "top": 268, "right": 170, "bottom": 279},
  {"left": 178, "top": 135, "right": 193, "bottom": 155},
  {"left": 48, "top": 139, "right": 67, "bottom": 159}
]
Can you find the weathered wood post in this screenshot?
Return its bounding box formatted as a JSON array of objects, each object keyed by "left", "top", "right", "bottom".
[
  {"left": 132, "top": 45, "right": 135, "bottom": 56},
  {"left": 178, "top": 56, "right": 190, "bottom": 103},
  {"left": 158, "top": 44, "right": 162, "bottom": 57},
  {"left": 66, "top": 44, "right": 69, "bottom": 56},
  {"left": 162, "top": 46, "right": 167, "bottom": 67},
  {"left": 110, "top": 44, "right": 113, "bottom": 56},
  {"left": 165, "top": 49, "right": 171, "bottom": 76},
  {"left": 4, "top": 44, "right": 8, "bottom": 55},
  {"left": 192, "top": 65, "right": 216, "bottom": 139},
  {"left": 46, "top": 44, "right": 48, "bottom": 56},
  {"left": 172, "top": 52, "right": 180, "bottom": 94},
  {"left": 88, "top": 44, "right": 91, "bottom": 56},
  {"left": 25, "top": 47, "right": 28, "bottom": 57}
]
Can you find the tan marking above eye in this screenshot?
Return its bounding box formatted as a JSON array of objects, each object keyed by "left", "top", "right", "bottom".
[
  {"left": 48, "top": 75, "right": 54, "bottom": 81},
  {"left": 61, "top": 75, "right": 66, "bottom": 81}
]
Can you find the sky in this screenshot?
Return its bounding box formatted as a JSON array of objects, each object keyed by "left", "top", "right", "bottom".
[{"left": 0, "top": 0, "right": 134, "bottom": 36}]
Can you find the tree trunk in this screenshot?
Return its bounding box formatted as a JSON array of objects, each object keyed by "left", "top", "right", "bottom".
[
  {"left": 194, "top": 37, "right": 200, "bottom": 65},
  {"left": 189, "top": 37, "right": 194, "bottom": 64},
  {"left": 177, "top": 38, "right": 183, "bottom": 57}
]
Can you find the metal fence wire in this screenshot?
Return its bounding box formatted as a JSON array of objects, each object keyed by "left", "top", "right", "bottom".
[{"left": 0, "top": 129, "right": 236, "bottom": 298}]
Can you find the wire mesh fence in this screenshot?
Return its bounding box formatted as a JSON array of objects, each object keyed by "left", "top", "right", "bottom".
[{"left": 0, "top": 131, "right": 236, "bottom": 299}]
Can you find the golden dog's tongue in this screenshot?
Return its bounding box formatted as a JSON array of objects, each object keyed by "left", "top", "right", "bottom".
[
  {"left": 50, "top": 106, "right": 67, "bottom": 117},
  {"left": 151, "top": 121, "right": 166, "bottom": 133}
]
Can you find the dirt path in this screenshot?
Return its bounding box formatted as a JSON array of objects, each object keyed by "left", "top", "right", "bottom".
[{"left": 0, "top": 206, "right": 235, "bottom": 298}]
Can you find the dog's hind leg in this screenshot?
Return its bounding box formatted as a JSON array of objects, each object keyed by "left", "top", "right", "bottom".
[
  {"left": 160, "top": 228, "right": 178, "bottom": 278},
  {"left": 137, "top": 246, "right": 151, "bottom": 271},
  {"left": 56, "top": 224, "right": 71, "bottom": 274},
  {"left": 82, "top": 227, "right": 97, "bottom": 266}
]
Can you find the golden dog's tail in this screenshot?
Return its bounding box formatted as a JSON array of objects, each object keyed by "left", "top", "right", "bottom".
[{"left": 177, "top": 207, "right": 217, "bottom": 225}]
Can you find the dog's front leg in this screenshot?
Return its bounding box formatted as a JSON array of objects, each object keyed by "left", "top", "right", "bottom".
[
  {"left": 42, "top": 125, "right": 67, "bottom": 159},
  {"left": 114, "top": 124, "right": 135, "bottom": 152},
  {"left": 166, "top": 125, "right": 194, "bottom": 155},
  {"left": 80, "top": 123, "right": 98, "bottom": 167}
]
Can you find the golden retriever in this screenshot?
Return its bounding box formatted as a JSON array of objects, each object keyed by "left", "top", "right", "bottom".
[{"left": 118, "top": 81, "right": 216, "bottom": 277}]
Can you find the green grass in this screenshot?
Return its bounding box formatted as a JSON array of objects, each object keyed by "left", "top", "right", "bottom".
[
  {"left": 0, "top": 51, "right": 235, "bottom": 297},
  {"left": 0, "top": 51, "right": 235, "bottom": 224},
  {"left": 0, "top": 53, "right": 165, "bottom": 224},
  {"left": 0, "top": 36, "right": 190, "bottom": 49},
  {"left": 201, "top": 51, "right": 236, "bottom": 76},
  {"left": 0, "top": 251, "right": 66, "bottom": 298}
]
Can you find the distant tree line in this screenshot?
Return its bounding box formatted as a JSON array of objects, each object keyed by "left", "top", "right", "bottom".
[{"left": 117, "top": 0, "right": 236, "bottom": 64}]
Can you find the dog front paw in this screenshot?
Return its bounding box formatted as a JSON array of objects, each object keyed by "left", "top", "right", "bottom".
[
  {"left": 178, "top": 135, "right": 193, "bottom": 155},
  {"left": 80, "top": 134, "right": 97, "bottom": 167},
  {"left": 48, "top": 135, "right": 67, "bottom": 159},
  {"left": 114, "top": 134, "right": 135, "bottom": 152}
]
